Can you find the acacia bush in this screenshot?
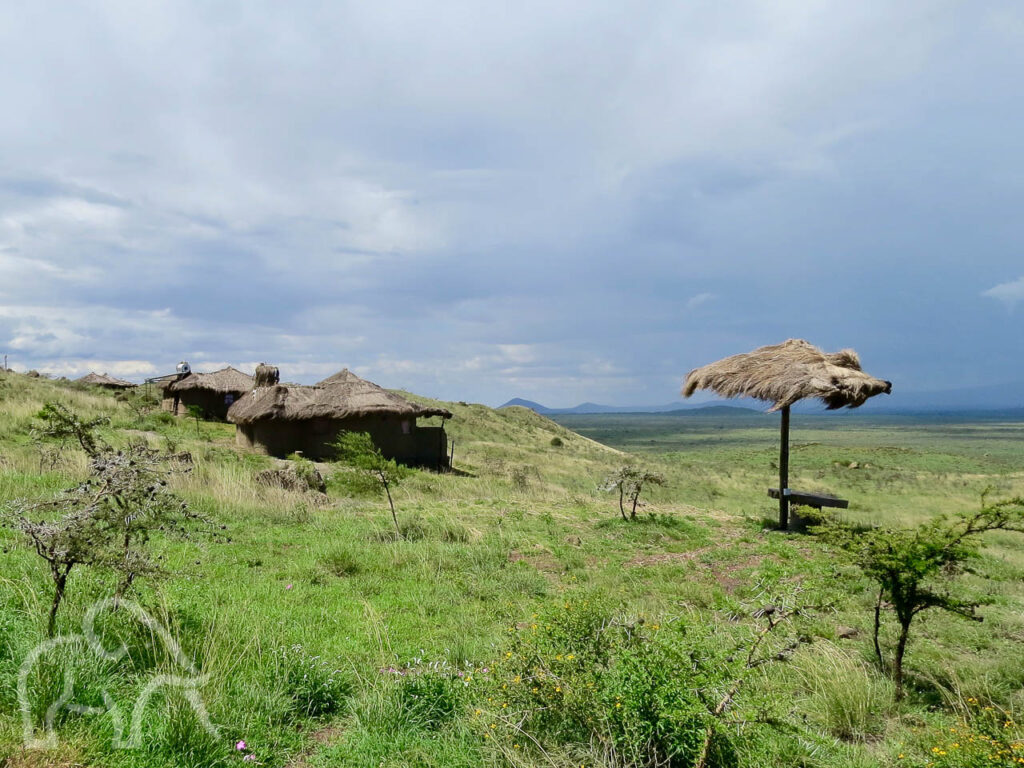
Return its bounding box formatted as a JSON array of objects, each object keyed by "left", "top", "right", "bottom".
[
  {"left": 31, "top": 402, "right": 110, "bottom": 457},
  {"left": 600, "top": 466, "right": 666, "bottom": 520},
  {"left": 2, "top": 434, "right": 222, "bottom": 636},
  {"left": 821, "top": 496, "right": 1024, "bottom": 699}
]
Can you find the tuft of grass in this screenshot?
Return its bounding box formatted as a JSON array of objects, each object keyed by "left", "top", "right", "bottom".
[
  {"left": 793, "top": 642, "right": 894, "bottom": 741},
  {"left": 320, "top": 546, "right": 362, "bottom": 577}
]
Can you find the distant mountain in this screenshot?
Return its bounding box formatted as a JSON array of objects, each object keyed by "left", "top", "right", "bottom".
[
  {"left": 500, "top": 380, "right": 1024, "bottom": 416},
  {"left": 498, "top": 398, "right": 761, "bottom": 415},
  {"left": 495, "top": 399, "right": 550, "bottom": 414},
  {"left": 869, "top": 381, "right": 1024, "bottom": 412}
]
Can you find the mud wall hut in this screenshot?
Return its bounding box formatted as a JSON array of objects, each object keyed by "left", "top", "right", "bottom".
[
  {"left": 162, "top": 366, "right": 255, "bottom": 420},
  {"left": 227, "top": 368, "right": 452, "bottom": 467}
]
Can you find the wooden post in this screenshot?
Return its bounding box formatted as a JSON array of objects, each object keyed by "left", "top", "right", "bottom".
[{"left": 779, "top": 404, "right": 790, "bottom": 530}]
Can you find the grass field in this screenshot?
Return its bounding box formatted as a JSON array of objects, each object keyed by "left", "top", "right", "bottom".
[{"left": 1, "top": 371, "right": 1023, "bottom": 767}]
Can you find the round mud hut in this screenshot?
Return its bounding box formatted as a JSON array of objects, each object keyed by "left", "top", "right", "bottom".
[
  {"left": 162, "top": 366, "right": 255, "bottom": 420},
  {"left": 227, "top": 368, "right": 453, "bottom": 468},
  {"left": 76, "top": 372, "right": 135, "bottom": 390},
  {"left": 683, "top": 339, "right": 892, "bottom": 528}
]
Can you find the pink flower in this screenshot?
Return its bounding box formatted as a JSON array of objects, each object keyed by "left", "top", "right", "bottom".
[
  {"left": 243, "top": 755, "right": 257, "bottom": 762},
  {"left": 236, "top": 740, "right": 247, "bottom": 750},
  {"left": 285, "top": 584, "right": 293, "bottom": 590}
]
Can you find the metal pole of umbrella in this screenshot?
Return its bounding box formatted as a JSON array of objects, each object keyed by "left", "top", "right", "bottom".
[{"left": 779, "top": 404, "right": 790, "bottom": 529}]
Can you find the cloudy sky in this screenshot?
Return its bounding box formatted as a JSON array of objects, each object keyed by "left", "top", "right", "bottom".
[{"left": 1, "top": 1, "right": 1021, "bottom": 406}]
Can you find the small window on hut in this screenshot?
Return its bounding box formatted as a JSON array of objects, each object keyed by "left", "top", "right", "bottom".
[{"left": 401, "top": 420, "right": 411, "bottom": 435}]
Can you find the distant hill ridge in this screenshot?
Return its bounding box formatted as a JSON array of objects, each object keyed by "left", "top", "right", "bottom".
[
  {"left": 498, "top": 398, "right": 762, "bottom": 415},
  {"left": 500, "top": 380, "right": 1024, "bottom": 415}
]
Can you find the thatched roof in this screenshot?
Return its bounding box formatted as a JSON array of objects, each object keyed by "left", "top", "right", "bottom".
[
  {"left": 76, "top": 372, "right": 135, "bottom": 389},
  {"left": 227, "top": 368, "right": 452, "bottom": 425},
  {"left": 682, "top": 339, "right": 892, "bottom": 411},
  {"left": 165, "top": 366, "right": 254, "bottom": 394}
]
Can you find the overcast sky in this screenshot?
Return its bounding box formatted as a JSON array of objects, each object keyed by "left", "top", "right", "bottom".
[{"left": 1, "top": 1, "right": 1021, "bottom": 406}]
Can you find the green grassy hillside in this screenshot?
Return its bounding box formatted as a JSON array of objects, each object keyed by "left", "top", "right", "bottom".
[{"left": 1, "top": 370, "right": 1022, "bottom": 768}]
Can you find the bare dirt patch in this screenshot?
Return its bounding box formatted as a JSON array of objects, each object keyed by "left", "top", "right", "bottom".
[
  {"left": 285, "top": 724, "right": 346, "bottom": 768},
  {"left": 625, "top": 547, "right": 713, "bottom": 567},
  {"left": 626, "top": 546, "right": 781, "bottom": 594},
  {"left": 508, "top": 547, "right": 563, "bottom": 574}
]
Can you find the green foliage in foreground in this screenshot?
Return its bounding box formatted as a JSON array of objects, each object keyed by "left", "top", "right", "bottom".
[
  {"left": 488, "top": 599, "right": 743, "bottom": 767},
  {"left": 822, "top": 497, "right": 1024, "bottom": 700}
]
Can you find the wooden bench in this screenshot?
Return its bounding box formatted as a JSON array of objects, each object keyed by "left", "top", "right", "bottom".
[
  {"left": 769, "top": 488, "right": 848, "bottom": 531},
  {"left": 768, "top": 488, "right": 849, "bottom": 510}
]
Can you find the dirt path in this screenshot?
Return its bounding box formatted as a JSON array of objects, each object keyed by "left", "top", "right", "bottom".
[{"left": 285, "top": 725, "right": 345, "bottom": 768}]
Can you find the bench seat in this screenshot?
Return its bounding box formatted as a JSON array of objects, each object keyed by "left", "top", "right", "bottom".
[{"left": 768, "top": 488, "right": 849, "bottom": 510}]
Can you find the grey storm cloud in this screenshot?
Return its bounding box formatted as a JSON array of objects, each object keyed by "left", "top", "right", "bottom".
[{"left": 0, "top": 1, "right": 1022, "bottom": 405}]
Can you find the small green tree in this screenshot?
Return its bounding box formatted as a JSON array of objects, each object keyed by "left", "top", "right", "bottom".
[
  {"left": 823, "top": 496, "right": 1024, "bottom": 699},
  {"left": 600, "top": 466, "right": 666, "bottom": 521},
  {"left": 185, "top": 404, "right": 204, "bottom": 437},
  {"left": 115, "top": 386, "right": 159, "bottom": 422},
  {"left": 332, "top": 432, "right": 408, "bottom": 539},
  {"left": 2, "top": 441, "right": 221, "bottom": 636}
]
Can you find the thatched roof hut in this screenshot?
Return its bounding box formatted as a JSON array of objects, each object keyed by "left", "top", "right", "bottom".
[
  {"left": 683, "top": 339, "right": 891, "bottom": 411},
  {"left": 165, "top": 366, "right": 254, "bottom": 395},
  {"left": 76, "top": 372, "right": 135, "bottom": 390},
  {"left": 162, "top": 366, "right": 255, "bottom": 420},
  {"left": 228, "top": 368, "right": 452, "bottom": 466},
  {"left": 683, "top": 339, "right": 891, "bottom": 529},
  {"left": 230, "top": 368, "right": 451, "bottom": 424}
]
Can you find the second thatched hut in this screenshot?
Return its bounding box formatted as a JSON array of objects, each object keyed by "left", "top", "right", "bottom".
[
  {"left": 227, "top": 368, "right": 453, "bottom": 467},
  {"left": 161, "top": 366, "right": 255, "bottom": 420},
  {"left": 76, "top": 372, "right": 135, "bottom": 390}
]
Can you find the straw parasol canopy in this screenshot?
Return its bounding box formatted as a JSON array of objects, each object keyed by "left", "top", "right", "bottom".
[
  {"left": 228, "top": 368, "right": 452, "bottom": 425},
  {"left": 76, "top": 372, "right": 135, "bottom": 389},
  {"left": 165, "top": 366, "right": 254, "bottom": 394},
  {"left": 683, "top": 339, "right": 891, "bottom": 530},
  {"left": 683, "top": 339, "right": 891, "bottom": 411}
]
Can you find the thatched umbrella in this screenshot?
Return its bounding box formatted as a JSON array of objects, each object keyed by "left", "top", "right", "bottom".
[{"left": 682, "top": 339, "right": 892, "bottom": 527}]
